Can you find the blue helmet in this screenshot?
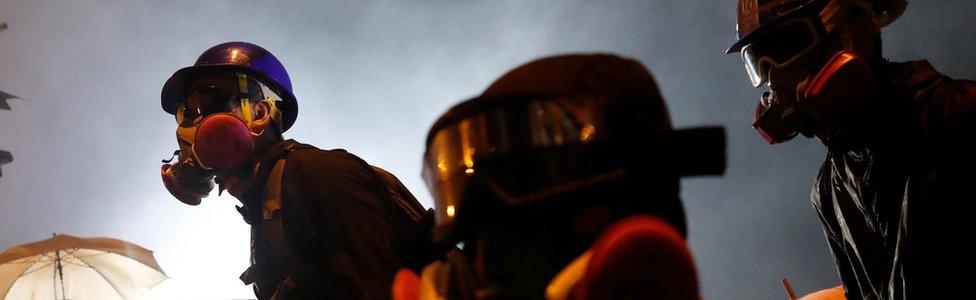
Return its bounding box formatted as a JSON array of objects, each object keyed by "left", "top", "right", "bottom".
[{"left": 161, "top": 42, "right": 299, "bottom": 132}]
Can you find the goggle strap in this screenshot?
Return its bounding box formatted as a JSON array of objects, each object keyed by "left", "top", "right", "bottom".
[
  {"left": 236, "top": 73, "right": 254, "bottom": 126},
  {"left": 236, "top": 73, "right": 249, "bottom": 95}
]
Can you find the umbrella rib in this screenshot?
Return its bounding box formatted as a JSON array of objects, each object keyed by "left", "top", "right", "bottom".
[
  {"left": 57, "top": 259, "right": 90, "bottom": 269},
  {"left": 0, "top": 255, "right": 48, "bottom": 298},
  {"left": 19, "top": 261, "right": 54, "bottom": 276},
  {"left": 58, "top": 250, "right": 97, "bottom": 268},
  {"left": 75, "top": 255, "right": 126, "bottom": 299}
]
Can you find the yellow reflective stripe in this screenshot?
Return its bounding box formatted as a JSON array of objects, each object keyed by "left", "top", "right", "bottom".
[
  {"left": 239, "top": 99, "right": 253, "bottom": 125},
  {"left": 236, "top": 73, "right": 249, "bottom": 93},
  {"left": 236, "top": 73, "right": 254, "bottom": 125}
]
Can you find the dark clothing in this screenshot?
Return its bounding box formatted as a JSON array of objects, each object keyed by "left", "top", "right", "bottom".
[
  {"left": 812, "top": 61, "right": 976, "bottom": 300},
  {"left": 233, "top": 140, "right": 424, "bottom": 300}
]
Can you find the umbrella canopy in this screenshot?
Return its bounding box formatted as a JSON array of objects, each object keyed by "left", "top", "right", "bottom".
[{"left": 0, "top": 234, "right": 167, "bottom": 300}]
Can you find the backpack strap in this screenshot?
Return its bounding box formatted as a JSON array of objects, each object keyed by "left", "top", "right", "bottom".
[
  {"left": 371, "top": 166, "right": 425, "bottom": 222},
  {"left": 331, "top": 148, "right": 425, "bottom": 223}
]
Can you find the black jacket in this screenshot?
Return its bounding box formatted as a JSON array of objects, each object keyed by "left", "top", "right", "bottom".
[
  {"left": 233, "top": 140, "right": 424, "bottom": 300},
  {"left": 812, "top": 61, "right": 976, "bottom": 300}
]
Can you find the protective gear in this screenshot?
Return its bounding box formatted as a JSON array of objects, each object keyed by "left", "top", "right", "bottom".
[
  {"left": 193, "top": 113, "right": 255, "bottom": 170},
  {"left": 812, "top": 60, "right": 976, "bottom": 300},
  {"left": 727, "top": 0, "right": 907, "bottom": 54},
  {"left": 423, "top": 54, "right": 726, "bottom": 243},
  {"left": 740, "top": 15, "right": 826, "bottom": 87},
  {"left": 160, "top": 72, "right": 278, "bottom": 205},
  {"left": 752, "top": 50, "right": 876, "bottom": 144},
  {"left": 417, "top": 54, "right": 723, "bottom": 299},
  {"left": 800, "top": 51, "right": 875, "bottom": 124},
  {"left": 162, "top": 42, "right": 298, "bottom": 132},
  {"left": 160, "top": 157, "right": 214, "bottom": 206},
  {"left": 730, "top": 0, "right": 894, "bottom": 144}
]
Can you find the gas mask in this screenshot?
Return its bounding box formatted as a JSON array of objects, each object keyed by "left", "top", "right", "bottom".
[
  {"left": 161, "top": 73, "right": 279, "bottom": 205},
  {"left": 741, "top": 14, "right": 877, "bottom": 144}
]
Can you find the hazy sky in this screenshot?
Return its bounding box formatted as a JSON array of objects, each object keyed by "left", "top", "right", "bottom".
[{"left": 0, "top": 1, "right": 973, "bottom": 299}]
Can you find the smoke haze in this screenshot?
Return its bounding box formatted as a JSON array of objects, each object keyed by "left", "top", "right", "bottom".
[{"left": 0, "top": 1, "right": 972, "bottom": 298}]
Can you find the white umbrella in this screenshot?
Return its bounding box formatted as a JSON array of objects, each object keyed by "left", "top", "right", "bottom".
[{"left": 0, "top": 234, "right": 167, "bottom": 300}]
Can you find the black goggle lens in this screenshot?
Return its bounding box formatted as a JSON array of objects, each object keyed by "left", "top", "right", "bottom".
[
  {"left": 181, "top": 85, "right": 237, "bottom": 122},
  {"left": 741, "top": 17, "right": 821, "bottom": 87},
  {"left": 751, "top": 20, "right": 816, "bottom": 64}
]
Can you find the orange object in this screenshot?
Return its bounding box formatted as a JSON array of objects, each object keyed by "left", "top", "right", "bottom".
[
  {"left": 192, "top": 113, "right": 254, "bottom": 170},
  {"left": 798, "top": 285, "right": 846, "bottom": 300},
  {"left": 392, "top": 268, "right": 421, "bottom": 300},
  {"left": 573, "top": 216, "right": 699, "bottom": 300}
]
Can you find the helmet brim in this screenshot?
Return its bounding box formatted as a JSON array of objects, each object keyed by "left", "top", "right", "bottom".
[{"left": 726, "top": 0, "right": 825, "bottom": 54}]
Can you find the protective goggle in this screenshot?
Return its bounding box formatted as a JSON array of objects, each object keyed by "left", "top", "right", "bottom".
[
  {"left": 175, "top": 73, "right": 283, "bottom": 129},
  {"left": 741, "top": 16, "right": 825, "bottom": 87},
  {"left": 177, "top": 73, "right": 265, "bottom": 124},
  {"left": 422, "top": 94, "right": 725, "bottom": 232}
]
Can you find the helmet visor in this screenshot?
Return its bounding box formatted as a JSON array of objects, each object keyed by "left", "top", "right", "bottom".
[{"left": 423, "top": 94, "right": 627, "bottom": 229}]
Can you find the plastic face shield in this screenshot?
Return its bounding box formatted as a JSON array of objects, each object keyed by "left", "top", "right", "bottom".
[
  {"left": 422, "top": 94, "right": 726, "bottom": 231},
  {"left": 741, "top": 16, "right": 824, "bottom": 87}
]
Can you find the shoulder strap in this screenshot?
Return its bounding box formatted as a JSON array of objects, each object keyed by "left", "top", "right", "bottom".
[
  {"left": 258, "top": 157, "right": 329, "bottom": 295},
  {"left": 371, "top": 166, "right": 424, "bottom": 222},
  {"left": 262, "top": 158, "right": 288, "bottom": 221}
]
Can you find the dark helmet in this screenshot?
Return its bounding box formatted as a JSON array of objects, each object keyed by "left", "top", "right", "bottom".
[
  {"left": 161, "top": 42, "right": 299, "bottom": 132},
  {"left": 727, "top": 0, "right": 828, "bottom": 54},
  {"left": 423, "top": 54, "right": 725, "bottom": 242},
  {"left": 726, "top": 0, "right": 907, "bottom": 54}
]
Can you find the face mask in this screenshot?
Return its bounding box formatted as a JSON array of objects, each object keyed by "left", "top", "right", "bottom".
[
  {"left": 161, "top": 73, "right": 271, "bottom": 205},
  {"left": 161, "top": 155, "right": 214, "bottom": 206},
  {"left": 193, "top": 113, "right": 255, "bottom": 170},
  {"left": 162, "top": 112, "right": 259, "bottom": 206},
  {"left": 752, "top": 50, "right": 875, "bottom": 144}
]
